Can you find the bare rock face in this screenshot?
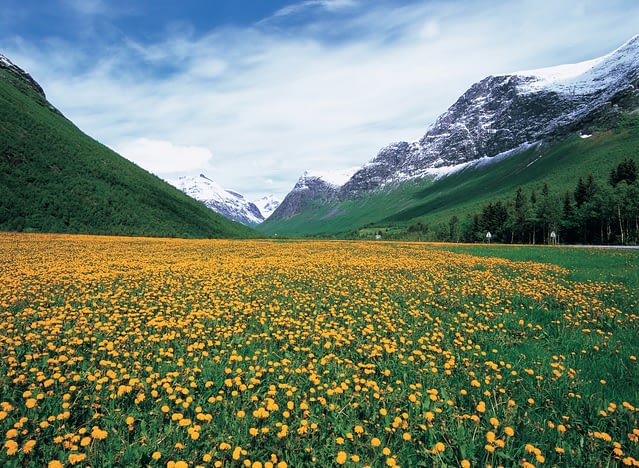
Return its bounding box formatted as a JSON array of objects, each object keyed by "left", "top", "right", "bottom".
[{"left": 270, "top": 173, "right": 340, "bottom": 220}]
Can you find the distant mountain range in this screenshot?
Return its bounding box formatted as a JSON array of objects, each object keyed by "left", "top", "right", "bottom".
[
  {"left": 169, "top": 174, "right": 280, "bottom": 226},
  {"left": 265, "top": 35, "right": 639, "bottom": 230}
]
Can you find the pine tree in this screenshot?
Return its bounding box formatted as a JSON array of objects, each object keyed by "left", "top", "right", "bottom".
[
  {"left": 513, "top": 187, "right": 530, "bottom": 243},
  {"left": 537, "top": 183, "right": 561, "bottom": 244},
  {"left": 449, "top": 215, "right": 459, "bottom": 243},
  {"left": 574, "top": 177, "right": 587, "bottom": 207},
  {"left": 610, "top": 158, "right": 638, "bottom": 187},
  {"left": 560, "top": 191, "right": 577, "bottom": 243}
]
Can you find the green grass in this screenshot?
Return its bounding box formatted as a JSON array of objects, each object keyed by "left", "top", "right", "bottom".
[
  {"left": 2, "top": 236, "right": 638, "bottom": 467},
  {"left": 261, "top": 114, "right": 639, "bottom": 238},
  {"left": 434, "top": 244, "right": 639, "bottom": 292},
  {"left": 430, "top": 242, "right": 639, "bottom": 414},
  {"left": 0, "top": 66, "right": 257, "bottom": 238}
]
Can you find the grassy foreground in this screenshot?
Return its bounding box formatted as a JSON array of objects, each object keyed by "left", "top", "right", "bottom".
[{"left": 1, "top": 233, "right": 637, "bottom": 467}]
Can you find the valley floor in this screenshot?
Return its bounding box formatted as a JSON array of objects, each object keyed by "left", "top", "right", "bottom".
[{"left": 1, "top": 233, "right": 637, "bottom": 467}]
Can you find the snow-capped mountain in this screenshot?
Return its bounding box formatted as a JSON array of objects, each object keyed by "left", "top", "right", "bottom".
[
  {"left": 170, "top": 174, "right": 265, "bottom": 226},
  {"left": 253, "top": 195, "right": 281, "bottom": 220},
  {"left": 270, "top": 168, "right": 357, "bottom": 219},
  {"left": 269, "top": 35, "right": 639, "bottom": 221}
]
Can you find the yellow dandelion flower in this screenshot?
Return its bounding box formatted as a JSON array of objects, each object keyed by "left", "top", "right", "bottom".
[
  {"left": 92, "top": 427, "right": 108, "bottom": 440},
  {"left": 23, "top": 439, "right": 36, "bottom": 454},
  {"left": 4, "top": 440, "right": 19, "bottom": 456},
  {"left": 68, "top": 453, "right": 87, "bottom": 465},
  {"left": 433, "top": 442, "right": 446, "bottom": 454}
]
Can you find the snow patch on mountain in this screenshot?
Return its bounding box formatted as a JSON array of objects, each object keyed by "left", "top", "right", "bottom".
[
  {"left": 253, "top": 195, "right": 281, "bottom": 220},
  {"left": 169, "top": 174, "right": 265, "bottom": 226},
  {"left": 0, "top": 54, "right": 12, "bottom": 68},
  {"left": 510, "top": 58, "right": 607, "bottom": 94},
  {"left": 302, "top": 167, "right": 359, "bottom": 187},
  {"left": 512, "top": 34, "right": 639, "bottom": 96}
]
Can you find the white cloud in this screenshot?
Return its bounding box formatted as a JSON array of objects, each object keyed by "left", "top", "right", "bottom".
[
  {"left": 418, "top": 20, "right": 440, "bottom": 39},
  {"left": 5, "top": 0, "right": 639, "bottom": 200},
  {"left": 114, "top": 139, "right": 213, "bottom": 174},
  {"left": 267, "top": 0, "right": 357, "bottom": 20}
]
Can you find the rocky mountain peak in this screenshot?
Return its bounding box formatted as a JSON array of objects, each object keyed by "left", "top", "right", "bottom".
[
  {"left": 269, "top": 168, "right": 357, "bottom": 220},
  {"left": 0, "top": 54, "right": 47, "bottom": 100}
]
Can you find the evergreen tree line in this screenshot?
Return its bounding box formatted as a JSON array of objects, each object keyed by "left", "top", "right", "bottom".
[{"left": 447, "top": 158, "right": 639, "bottom": 245}]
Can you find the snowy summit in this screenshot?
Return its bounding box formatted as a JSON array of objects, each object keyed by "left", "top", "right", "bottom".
[
  {"left": 301, "top": 168, "right": 359, "bottom": 188},
  {"left": 169, "top": 174, "right": 278, "bottom": 226}
]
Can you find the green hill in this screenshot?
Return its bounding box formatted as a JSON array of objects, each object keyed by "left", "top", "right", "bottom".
[
  {"left": 259, "top": 114, "right": 639, "bottom": 241},
  {"left": 0, "top": 61, "right": 256, "bottom": 238}
]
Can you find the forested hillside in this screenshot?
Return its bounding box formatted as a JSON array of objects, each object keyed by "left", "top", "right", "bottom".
[
  {"left": 0, "top": 60, "right": 257, "bottom": 238},
  {"left": 450, "top": 157, "right": 638, "bottom": 245}
]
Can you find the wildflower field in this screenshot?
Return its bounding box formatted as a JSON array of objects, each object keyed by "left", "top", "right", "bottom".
[{"left": 1, "top": 233, "right": 637, "bottom": 467}]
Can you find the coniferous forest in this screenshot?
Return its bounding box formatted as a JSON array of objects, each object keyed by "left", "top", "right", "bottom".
[{"left": 453, "top": 158, "right": 638, "bottom": 245}]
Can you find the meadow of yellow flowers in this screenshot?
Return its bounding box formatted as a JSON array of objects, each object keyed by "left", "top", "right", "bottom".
[{"left": 0, "top": 233, "right": 637, "bottom": 467}]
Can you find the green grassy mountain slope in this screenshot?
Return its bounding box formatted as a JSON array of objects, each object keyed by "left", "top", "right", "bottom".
[
  {"left": 0, "top": 63, "right": 256, "bottom": 238},
  {"left": 259, "top": 114, "right": 639, "bottom": 239}
]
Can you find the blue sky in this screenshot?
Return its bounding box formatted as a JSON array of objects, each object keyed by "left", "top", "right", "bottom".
[{"left": 2, "top": 0, "right": 639, "bottom": 200}]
